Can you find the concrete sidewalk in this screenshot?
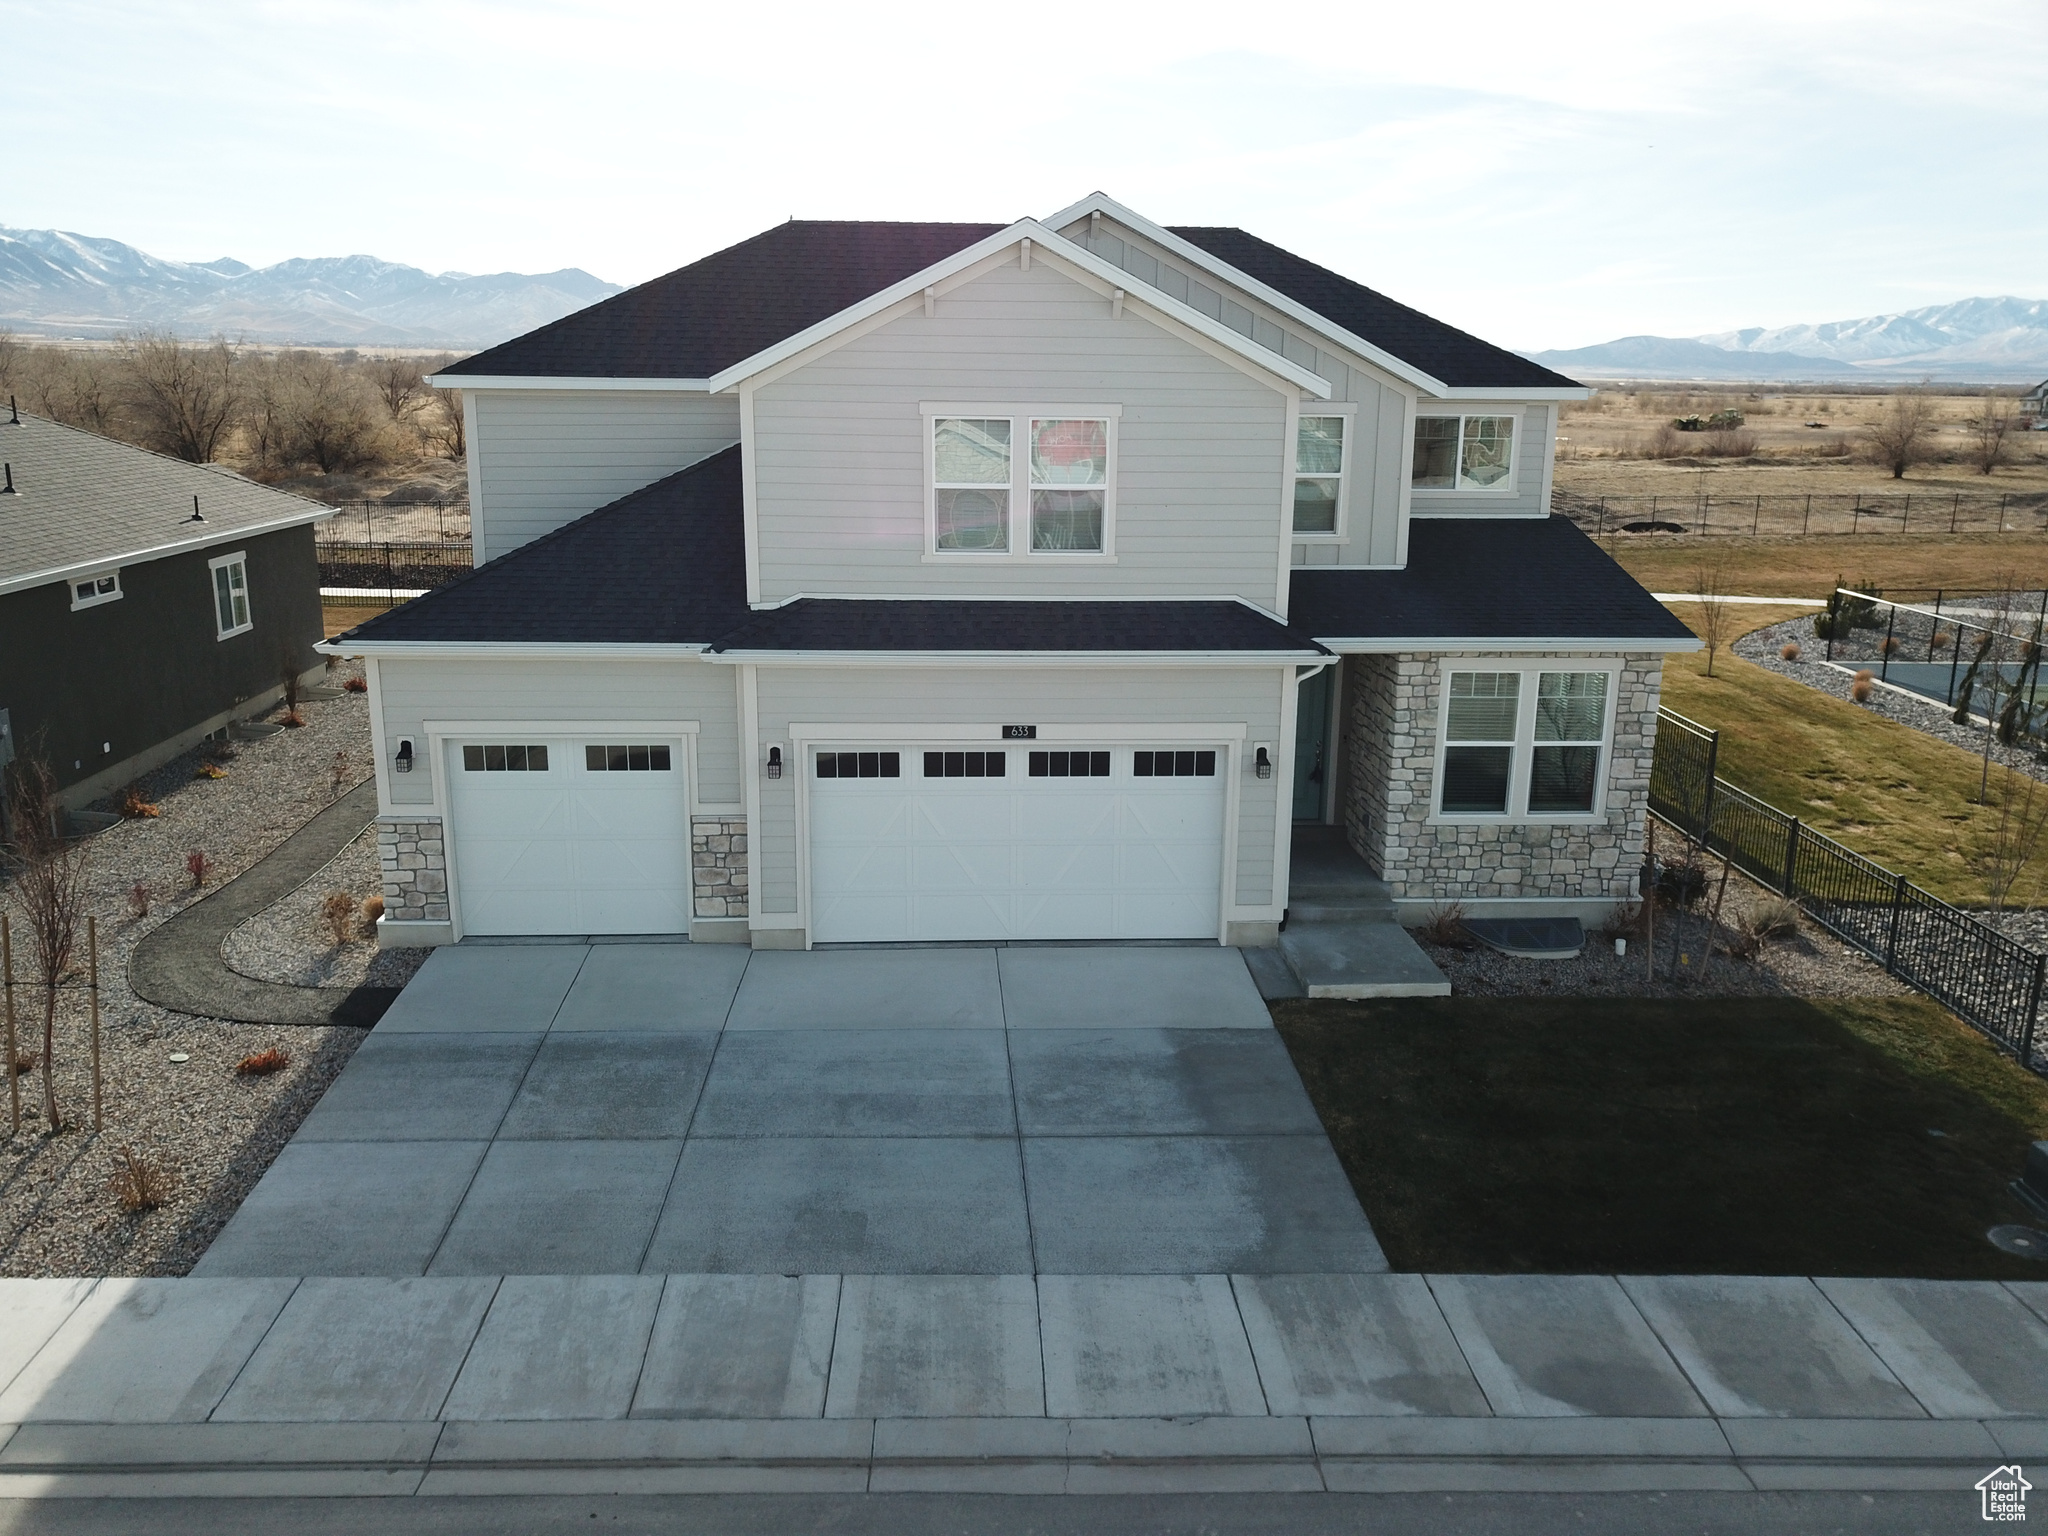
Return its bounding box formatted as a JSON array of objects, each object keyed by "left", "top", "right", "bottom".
[{"left": 0, "top": 1272, "right": 2040, "bottom": 1496}]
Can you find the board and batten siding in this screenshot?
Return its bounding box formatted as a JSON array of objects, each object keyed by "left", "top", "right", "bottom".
[
  {"left": 1061, "top": 216, "right": 1417, "bottom": 569},
  {"left": 749, "top": 260, "right": 1291, "bottom": 607},
  {"left": 748, "top": 664, "right": 1286, "bottom": 921},
  {"left": 469, "top": 390, "right": 740, "bottom": 559},
  {"left": 374, "top": 657, "right": 743, "bottom": 811}
]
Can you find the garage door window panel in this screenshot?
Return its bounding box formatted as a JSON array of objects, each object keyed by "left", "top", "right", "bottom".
[{"left": 464, "top": 744, "right": 551, "bottom": 772}]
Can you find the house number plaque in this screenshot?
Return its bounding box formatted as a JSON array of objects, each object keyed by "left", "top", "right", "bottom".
[{"left": 1002, "top": 725, "right": 1038, "bottom": 739}]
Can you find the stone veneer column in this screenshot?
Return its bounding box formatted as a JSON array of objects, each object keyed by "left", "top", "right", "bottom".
[
  {"left": 691, "top": 816, "right": 750, "bottom": 918},
  {"left": 377, "top": 817, "right": 448, "bottom": 925},
  {"left": 1341, "top": 652, "right": 1663, "bottom": 907}
]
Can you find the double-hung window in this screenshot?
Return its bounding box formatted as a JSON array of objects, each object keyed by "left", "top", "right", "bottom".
[
  {"left": 1412, "top": 413, "right": 1518, "bottom": 494},
  {"left": 1437, "top": 666, "right": 1612, "bottom": 818},
  {"left": 928, "top": 409, "right": 1116, "bottom": 556},
  {"left": 1292, "top": 415, "right": 1347, "bottom": 534},
  {"left": 209, "top": 551, "right": 252, "bottom": 639}
]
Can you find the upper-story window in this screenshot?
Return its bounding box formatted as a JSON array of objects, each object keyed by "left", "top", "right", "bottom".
[
  {"left": 70, "top": 569, "right": 122, "bottom": 610},
  {"left": 209, "top": 551, "right": 252, "bottom": 639},
  {"left": 1292, "top": 415, "right": 1347, "bottom": 535},
  {"left": 927, "top": 408, "right": 1117, "bottom": 558},
  {"left": 1412, "top": 413, "right": 1517, "bottom": 495}
]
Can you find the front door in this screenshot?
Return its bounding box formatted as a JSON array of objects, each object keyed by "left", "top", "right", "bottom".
[{"left": 1294, "top": 669, "right": 1333, "bottom": 821}]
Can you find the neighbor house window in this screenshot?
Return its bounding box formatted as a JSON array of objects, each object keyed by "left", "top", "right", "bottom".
[
  {"left": 70, "top": 570, "right": 122, "bottom": 610},
  {"left": 1412, "top": 414, "right": 1517, "bottom": 493},
  {"left": 929, "top": 408, "right": 1117, "bottom": 556},
  {"left": 1438, "top": 668, "right": 1611, "bottom": 818},
  {"left": 1293, "top": 416, "right": 1346, "bottom": 533},
  {"left": 209, "top": 552, "right": 251, "bottom": 638}
]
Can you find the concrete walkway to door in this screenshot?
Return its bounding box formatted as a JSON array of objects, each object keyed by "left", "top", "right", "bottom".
[{"left": 195, "top": 942, "right": 1388, "bottom": 1278}]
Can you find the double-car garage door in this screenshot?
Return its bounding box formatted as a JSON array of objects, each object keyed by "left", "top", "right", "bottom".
[{"left": 808, "top": 745, "right": 1227, "bottom": 943}]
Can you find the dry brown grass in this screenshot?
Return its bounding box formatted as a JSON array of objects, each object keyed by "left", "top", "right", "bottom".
[
  {"left": 234, "top": 1049, "right": 291, "bottom": 1077},
  {"left": 107, "top": 1146, "right": 176, "bottom": 1213}
]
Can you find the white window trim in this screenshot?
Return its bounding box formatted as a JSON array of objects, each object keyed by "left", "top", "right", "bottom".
[
  {"left": 1291, "top": 402, "right": 1358, "bottom": 541},
  {"left": 921, "top": 403, "right": 1121, "bottom": 563},
  {"left": 1428, "top": 659, "right": 1620, "bottom": 824},
  {"left": 68, "top": 568, "right": 123, "bottom": 611},
  {"left": 1411, "top": 408, "right": 1524, "bottom": 499},
  {"left": 208, "top": 550, "right": 252, "bottom": 640}
]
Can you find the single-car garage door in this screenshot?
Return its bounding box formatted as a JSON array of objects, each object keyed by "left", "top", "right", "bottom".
[
  {"left": 447, "top": 737, "right": 690, "bottom": 936},
  {"left": 808, "top": 745, "right": 1226, "bottom": 943}
]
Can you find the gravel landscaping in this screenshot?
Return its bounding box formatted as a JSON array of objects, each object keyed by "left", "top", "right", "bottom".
[
  {"left": 221, "top": 826, "right": 416, "bottom": 990},
  {"left": 0, "top": 662, "right": 421, "bottom": 1277}
]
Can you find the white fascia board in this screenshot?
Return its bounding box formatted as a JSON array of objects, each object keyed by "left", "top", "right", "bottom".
[
  {"left": 317, "top": 640, "right": 715, "bottom": 660},
  {"left": 1047, "top": 194, "right": 1590, "bottom": 404},
  {"left": 1315, "top": 636, "right": 1703, "bottom": 654},
  {"left": 704, "top": 650, "right": 1323, "bottom": 667},
  {"left": 706, "top": 220, "right": 1333, "bottom": 401},
  {"left": 428, "top": 376, "right": 716, "bottom": 392},
  {"left": 0, "top": 506, "right": 336, "bottom": 599},
  {"left": 757, "top": 591, "right": 1293, "bottom": 625}
]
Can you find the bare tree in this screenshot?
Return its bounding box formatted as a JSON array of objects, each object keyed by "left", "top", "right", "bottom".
[
  {"left": 285, "top": 354, "right": 386, "bottom": 474},
  {"left": 1689, "top": 560, "right": 1731, "bottom": 677},
  {"left": 1970, "top": 392, "right": 2015, "bottom": 476},
  {"left": 426, "top": 386, "right": 465, "bottom": 459},
  {"left": 1865, "top": 392, "right": 1933, "bottom": 481},
  {"left": 25, "top": 350, "right": 121, "bottom": 436},
  {"left": 1980, "top": 762, "right": 2048, "bottom": 912},
  {"left": 2, "top": 759, "right": 89, "bottom": 1133},
  {"left": 0, "top": 331, "right": 22, "bottom": 397},
  {"left": 365, "top": 357, "right": 427, "bottom": 422},
  {"left": 119, "top": 332, "right": 240, "bottom": 462}
]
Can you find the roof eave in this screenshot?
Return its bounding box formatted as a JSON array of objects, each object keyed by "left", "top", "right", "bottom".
[
  {"left": 1313, "top": 635, "right": 1702, "bottom": 653},
  {"left": 0, "top": 505, "right": 336, "bottom": 599}
]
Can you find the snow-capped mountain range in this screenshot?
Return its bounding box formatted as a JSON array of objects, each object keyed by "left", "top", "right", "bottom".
[
  {"left": 1528, "top": 297, "right": 2048, "bottom": 382},
  {"left": 0, "top": 225, "right": 622, "bottom": 347}
]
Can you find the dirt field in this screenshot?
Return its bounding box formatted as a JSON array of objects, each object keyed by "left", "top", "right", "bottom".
[{"left": 1553, "top": 388, "right": 2048, "bottom": 540}]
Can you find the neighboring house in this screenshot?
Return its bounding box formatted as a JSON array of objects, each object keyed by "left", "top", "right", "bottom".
[
  {"left": 333, "top": 193, "right": 1695, "bottom": 949},
  {"left": 2024, "top": 377, "right": 2048, "bottom": 427},
  {"left": 0, "top": 407, "right": 331, "bottom": 811}
]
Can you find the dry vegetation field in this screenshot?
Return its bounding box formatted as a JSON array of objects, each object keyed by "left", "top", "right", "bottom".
[{"left": 1556, "top": 385, "right": 2048, "bottom": 503}]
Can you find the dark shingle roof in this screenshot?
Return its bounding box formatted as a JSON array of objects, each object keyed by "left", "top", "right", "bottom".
[
  {"left": 337, "top": 447, "right": 751, "bottom": 645},
  {"left": 440, "top": 222, "right": 1005, "bottom": 380},
  {"left": 1289, "top": 517, "right": 1696, "bottom": 643},
  {"left": 1167, "top": 226, "right": 1581, "bottom": 391},
  {"left": 709, "top": 600, "right": 1326, "bottom": 655}
]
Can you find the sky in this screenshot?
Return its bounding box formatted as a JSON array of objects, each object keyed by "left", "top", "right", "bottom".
[{"left": 3, "top": 0, "right": 2044, "bottom": 351}]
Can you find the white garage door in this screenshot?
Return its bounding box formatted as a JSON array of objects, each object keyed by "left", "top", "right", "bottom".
[
  {"left": 447, "top": 738, "right": 690, "bottom": 936},
  {"left": 809, "top": 745, "right": 1227, "bottom": 943}
]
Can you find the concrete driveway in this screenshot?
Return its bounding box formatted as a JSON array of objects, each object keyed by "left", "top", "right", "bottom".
[{"left": 197, "top": 943, "right": 1387, "bottom": 1277}]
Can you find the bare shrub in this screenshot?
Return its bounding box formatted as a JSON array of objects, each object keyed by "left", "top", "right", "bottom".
[
  {"left": 119, "top": 332, "right": 240, "bottom": 462},
  {"left": 116, "top": 784, "right": 159, "bottom": 819},
  {"left": 425, "top": 386, "right": 465, "bottom": 458},
  {"left": 1979, "top": 764, "right": 2048, "bottom": 911},
  {"left": 1865, "top": 392, "right": 1934, "bottom": 480},
  {"left": 2, "top": 758, "right": 89, "bottom": 1132},
  {"left": 1645, "top": 421, "right": 1684, "bottom": 459},
  {"left": 235, "top": 1048, "right": 290, "bottom": 1077},
  {"left": 1780, "top": 641, "right": 1801, "bottom": 661},
  {"left": 1970, "top": 393, "right": 2015, "bottom": 475},
  {"left": 320, "top": 890, "right": 357, "bottom": 946},
  {"left": 1851, "top": 677, "right": 1875, "bottom": 703},
  {"left": 1417, "top": 901, "right": 1474, "bottom": 948},
  {"left": 1700, "top": 429, "right": 1758, "bottom": 458},
  {"left": 108, "top": 1146, "right": 176, "bottom": 1212},
  {"left": 185, "top": 850, "right": 215, "bottom": 887},
  {"left": 126, "top": 881, "right": 151, "bottom": 919},
  {"left": 1689, "top": 563, "right": 1731, "bottom": 677},
  {"left": 343, "top": 675, "right": 368, "bottom": 694},
  {"left": 1742, "top": 896, "right": 1803, "bottom": 943},
  {"left": 360, "top": 893, "right": 385, "bottom": 935},
  {"left": 330, "top": 751, "right": 351, "bottom": 796}
]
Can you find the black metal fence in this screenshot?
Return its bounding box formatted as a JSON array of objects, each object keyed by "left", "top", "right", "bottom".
[
  {"left": 1650, "top": 707, "right": 2044, "bottom": 1073},
  {"left": 1557, "top": 488, "right": 2048, "bottom": 539},
  {"left": 315, "top": 541, "right": 473, "bottom": 599}
]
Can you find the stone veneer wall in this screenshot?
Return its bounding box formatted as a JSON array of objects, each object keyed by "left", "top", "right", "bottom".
[
  {"left": 377, "top": 817, "right": 449, "bottom": 925},
  {"left": 1341, "top": 652, "right": 1663, "bottom": 905},
  {"left": 691, "top": 816, "right": 749, "bottom": 918}
]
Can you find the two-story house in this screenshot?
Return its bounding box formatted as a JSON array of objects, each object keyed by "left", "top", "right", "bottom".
[{"left": 331, "top": 194, "right": 1695, "bottom": 950}]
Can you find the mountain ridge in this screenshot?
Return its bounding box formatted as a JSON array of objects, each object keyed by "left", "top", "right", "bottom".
[
  {"left": 1527, "top": 297, "right": 2048, "bottom": 382},
  {"left": 0, "top": 225, "right": 623, "bottom": 348}
]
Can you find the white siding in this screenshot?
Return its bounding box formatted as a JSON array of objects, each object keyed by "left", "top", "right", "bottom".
[
  {"left": 376, "top": 656, "right": 742, "bottom": 811},
  {"left": 749, "top": 260, "right": 1291, "bottom": 605},
  {"left": 470, "top": 390, "right": 740, "bottom": 558},
  {"left": 750, "top": 664, "right": 1285, "bottom": 919}
]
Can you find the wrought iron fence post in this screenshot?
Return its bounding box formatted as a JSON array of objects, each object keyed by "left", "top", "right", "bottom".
[
  {"left": 1699, "top": 732, "right": 1719, "bottom": 846},
  {"left": 2024, "top": 954, "right": 2044, "bottom": 1072},
  {"left": 1783, "top": 817, "right": 1800, "bottom": 897},
  {"left": 1885, "top": 874, "right": 1906, "bottom": 974}
]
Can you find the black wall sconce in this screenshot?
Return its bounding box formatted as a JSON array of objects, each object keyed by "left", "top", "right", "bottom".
[
  {"left": 766, "top": 745, "right": 783, "bottom": 779},
  {"left": 395, "top": 738, "right": 414, "bottom": 773},
  {"left": 1254, "top": 744, "right": 1273, "bottom": 779}
]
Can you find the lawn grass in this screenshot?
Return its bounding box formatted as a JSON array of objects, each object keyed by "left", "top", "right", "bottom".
[
  {"left": 1275, "top": 995, "right": 2048, "bottom": 1278},
  {"left": 323, "top": 603, "right": 390, "bottom": 638},
  {"left": 1605, "top": 531, "right": 2048, "bottom": 601},
  {"left": 1656, "top": 601, "right": 2024, "bottom": 905}
]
